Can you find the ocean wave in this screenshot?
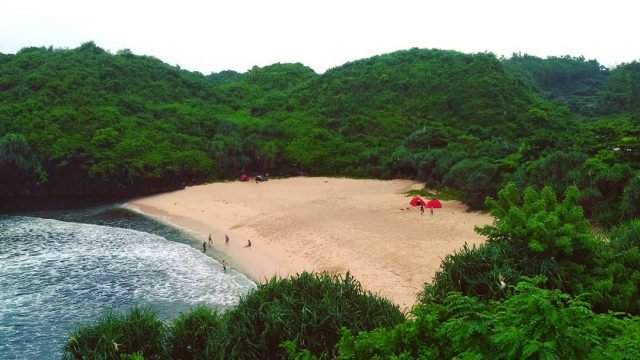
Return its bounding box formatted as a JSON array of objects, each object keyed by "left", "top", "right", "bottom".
[{"left": 0, "top": 216, "right": 255, "bottom": 359}]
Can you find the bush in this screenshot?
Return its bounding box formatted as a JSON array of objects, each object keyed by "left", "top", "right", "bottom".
[
  {"left": 168, "top": 306, "right": 220, "bottom": 359},
  {"left": 588, "top": 220, "right": 640, "bottom": 314},
  {"left": 477, "top": 183, "right": 600, "bottom": 292},
  {"left": 589, "top": 315, "right": 640, "bottom": 359},
  {"left": 419, "top": 241, "right": 518, "bottom": 303},
  {"left": 489, "top": 279, "right": 600, "bottom": 359},
  {"left": 420, "top": 183, "right": 594, "bottom": 304},
  {"left": 211, "top": 272, "right": 405, "bottom": 359},
  {"left": 62, "top": 307, "right": 167, "bottom": 359},
  {"left": 443, "top": 157, "right": 502, "bottom": 209},
  {"left": 337, "top": 278, "right": 640, "bottom": 359},
  {"left": 621, "top": 174, "right": 640, "bottom": 219}
]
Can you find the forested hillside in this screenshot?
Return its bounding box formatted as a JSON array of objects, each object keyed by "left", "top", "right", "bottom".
[
  {"left": 4, "top": 43, "right": 637, "bottom": 359},
  {"left": 0, "top": 42, "right": 223, "bottom": 199},
  {"left": 502, "top": 54, "right": 640, "bottom": 118},
  {"left": 501, "top": 54, "right": 608, "bottom": 116},
  {"left": 1, "top": 43, "right": 639, "bottom": 225}
]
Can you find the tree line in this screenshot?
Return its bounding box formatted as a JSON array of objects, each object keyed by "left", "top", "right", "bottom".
[{"left": 1, "top": 43, "right": 639, "bottom": 226}]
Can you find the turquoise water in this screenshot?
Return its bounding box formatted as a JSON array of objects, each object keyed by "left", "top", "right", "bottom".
[{"left": 0, "top": 206, "right": 255, "bottom": 359}]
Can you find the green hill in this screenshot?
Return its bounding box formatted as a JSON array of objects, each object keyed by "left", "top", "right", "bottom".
[
  {"left": 501, "top": 54, "right": 640, "bottom": 118},
  {"left": 0, "top": 42, "right": 223, "bottom": 198},
  {"left": 281, "top": 49, "right": 572, "bottom": 180},
  {"left": 501, "top": 54, "right": 608, "bottom": 116},
  {"left": 1, "top": 43, "right": 638, "bottom": 224},
  {"left": 302, "top": 49, "right": 535, "bottom": 137}
]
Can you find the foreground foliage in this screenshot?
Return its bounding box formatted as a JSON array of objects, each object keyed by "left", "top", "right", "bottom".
[
  {"left": 421, "top": 183, "right": 640, "bottom": 315},
  {"left": 168, "top": 306, "right": 220, "bottom": 359},
  {"left": 333, "top": 279, "right": 640, "bottom": 360},
  {"left": 63, "top": 272, "right": 403, "bottom": 359},
  {"left": 63, "top": 308, "right": 166, "bottom": 359},
  {"left": 210, "top": 272, "right": 404, "bottom": 359}
]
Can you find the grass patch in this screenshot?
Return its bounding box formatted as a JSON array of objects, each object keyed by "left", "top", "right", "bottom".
[
  {"left": 406, "top": 186, "right": 463, "bottom": 201},
  {"left": 62, "top": 307, "right": 166, "bottom": 359},
  {"left": 169, "top": 305, "right": 220, "bottom": 359}
]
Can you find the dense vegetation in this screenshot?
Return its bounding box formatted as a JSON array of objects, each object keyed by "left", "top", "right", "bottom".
[
  {"left": 63, "top": 272, "right": 403, "bottom": 359},
  {"left": 335, "top": 279, "right": 640, "bottom": 359},
  {"left": 501, "top": 54, "right": 609, "bottom": 116},
  {"left": 2, "top": 43, "right": 639, "bottom": 226},
  {"left": 2, "top": 43, "right": 638, "bottom": 358}
]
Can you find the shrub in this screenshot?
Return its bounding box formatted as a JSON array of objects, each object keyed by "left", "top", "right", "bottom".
[
  {"left": 478, "top": 183, "right": 596, "bottom": 263},
  {"left": 168, "top": 306, "right": 220, "bottom": 359},
  {"left": 443, "top": 157, "right": 502, "bottom": 209},
  {"left": 620, "top": 174, "right": 640, "bottom": 220},
  {"left": 419, "top": 241, "right": 519, "bottom": 303},
  {"left": 337, "top": 278, "right": 640, "bottom": 359},
  {"left": 490, "top": 279, "right": 600, "bottom": 359},
  {"left": 420, "top": 238, "right": 568, "bottom": 304},
  {"left": 211, "top": 272, "right": 405, "bottom": 359},
  {"left": 62, "top": 307, "right": 167, "bottom": 359},
  {"left": 589, "top": 315, "right": 640, "bottom": 359},
  {"left": 477, "top": 183, "right": 602, "bottom": 293},
  {"left": 588, "top": 220, "right": 640, "bottom": 314}
]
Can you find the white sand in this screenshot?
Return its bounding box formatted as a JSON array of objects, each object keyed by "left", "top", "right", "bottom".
[{"left": 125, "top": 177, "right": 493, "bottom": 310}]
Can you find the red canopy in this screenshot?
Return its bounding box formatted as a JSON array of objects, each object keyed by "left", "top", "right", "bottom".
[
  {"left": 426, "top": 199, "right": 442, "bottom": 208},
  {"left": 409, "top": 196, "right": 426, "bottom": 207},
  {"left": 239, "top": 174, "right": 250, "bottom": 182}
]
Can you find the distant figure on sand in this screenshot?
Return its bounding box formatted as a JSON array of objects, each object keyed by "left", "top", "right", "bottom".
[
  {"left": 208, "top": 233, "right": 212, "bottom": 245},
  {"left": 225, "top": 234, "right": 229, "bottom": 246},
  {"left": 430, "top": 207, "right": 434, "bottom": 215},
  {"left": 222, "top": 260, "right": 227, "bottom": 272},
  {"left": 246, "top": 239, "right": 252, "bottom": 248},
  {"left": 202, "top": 241, "right": 207, "bottom": 252},
  {"left": 420, "top": 205, "right": 424, "bottom": 215}
]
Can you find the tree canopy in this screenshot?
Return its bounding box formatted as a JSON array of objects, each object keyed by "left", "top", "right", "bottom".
[{"left": 1, "top": 43, "right": 639, "bottom": 227}]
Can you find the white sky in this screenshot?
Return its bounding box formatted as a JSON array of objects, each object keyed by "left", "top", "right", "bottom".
[{"left": 0, "top": 0, "right": 638, "bottom": 74}]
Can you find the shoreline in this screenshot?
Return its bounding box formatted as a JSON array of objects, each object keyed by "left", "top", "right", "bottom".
[
  {"left": 125, "top": 177, "right": 493, "bottom": 310},
  {"left": 126, "top": 201, "right": 297, "bottom": 281}
]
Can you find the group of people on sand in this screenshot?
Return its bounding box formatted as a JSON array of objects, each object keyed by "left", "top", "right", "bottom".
[
  {"left": 420, "top": 205, "right": 434, "bottom": 216},
  {"left": 202, "top": 232, "right": 252, "bottom": 272}
]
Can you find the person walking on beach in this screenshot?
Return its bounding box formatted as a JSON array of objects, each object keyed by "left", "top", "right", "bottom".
[
  {"left": 225, "top": 234, "right": 229, "bottom": 247},
  {"left": 208, "top": 233, "right": 212, "bottom": 246},
  {"left": 222, "top": 260, "right": 227, "bottom": 272},
  {"left": 430, "top": 207, "right": 434, "bottom": 215},
  {"left": 202, "top": 241, "right": 207, "bottom": 252},
  {"left": 420, "top": 205, "right": 424, "bottom": 215}
]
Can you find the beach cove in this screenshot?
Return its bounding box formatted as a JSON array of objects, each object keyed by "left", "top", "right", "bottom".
[{"left": 126, "top": 177, "right": 493, "bottom": 310}]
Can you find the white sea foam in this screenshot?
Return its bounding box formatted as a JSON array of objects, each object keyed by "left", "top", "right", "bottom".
[{"left": 0, "top": 216, "right": 255, "bottom": 359}]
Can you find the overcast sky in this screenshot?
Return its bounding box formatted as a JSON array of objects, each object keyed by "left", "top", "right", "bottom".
[{"left": 1, "top": 0, "right": 638, "bottom": 74}]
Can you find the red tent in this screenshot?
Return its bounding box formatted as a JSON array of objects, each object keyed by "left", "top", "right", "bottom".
[
  {"left": 239, "top": 174, "right": 250, "bottom": 182},
  {"left": 409, "top": 196, "right": 426, "bottom": 207},
  {"left": 426, "top": 199, "right": 442, "bottom": 208}
]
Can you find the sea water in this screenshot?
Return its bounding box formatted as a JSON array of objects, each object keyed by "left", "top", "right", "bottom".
[{"left": 0, "top": 206, "right": 256, "bottom": 359}]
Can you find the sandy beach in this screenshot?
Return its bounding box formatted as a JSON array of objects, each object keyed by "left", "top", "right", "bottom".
[{"left": 126, "top": 177, "right": 493, "bottom": 310}]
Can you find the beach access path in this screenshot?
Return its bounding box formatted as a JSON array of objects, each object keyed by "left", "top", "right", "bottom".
[{"left": 126, "top": 177, "right": 493, "bottom": 310}]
